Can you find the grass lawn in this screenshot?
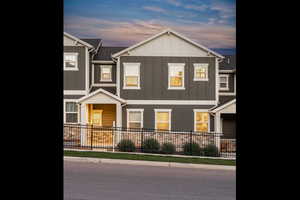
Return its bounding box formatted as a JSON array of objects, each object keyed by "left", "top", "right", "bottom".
[{"left": 64, "top": 150, "right": 236, "bottom": 166}]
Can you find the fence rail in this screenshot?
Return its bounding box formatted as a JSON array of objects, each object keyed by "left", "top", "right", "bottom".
[{"left": 64, "top": 124, "right": 236, "bottom": 158}]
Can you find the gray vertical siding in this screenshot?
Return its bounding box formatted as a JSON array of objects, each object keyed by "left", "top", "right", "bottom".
[
  {"left": 122, "top": 105, "right": 215, "bottom": 132},
  {"left": 64, "top": 46, "right": 86, "bottom": 90},
  {"left": 120, "top": 56, "right": 216, "bottom": 100},
  {"left": 93, "top": 64, "right": 116, "bottom": 84},
  {"left": 64, "top": 95, "right": 85, "bottom": 99}
]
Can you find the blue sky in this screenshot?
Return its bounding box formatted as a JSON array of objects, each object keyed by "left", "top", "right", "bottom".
[{"left": 64, "top": 0, "right": 235, "bottom": 51}]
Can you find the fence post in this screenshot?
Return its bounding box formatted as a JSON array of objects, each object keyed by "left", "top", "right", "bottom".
[
  {"left": 112, "top": 127, "right": 115, "bottom": 152},
  {"left": 90, "top": 124, "right": 93, "bottom": 150},
  {"left": 190, "top": 130, "right": 193, "bottom": 155},
  {"left": 141, "top": 129, "right": 144, "bottom": 152}
]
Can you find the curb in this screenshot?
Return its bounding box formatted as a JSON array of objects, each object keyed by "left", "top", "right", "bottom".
[{"left": 64, "top": 156, "right": 235, "bottom": 171}]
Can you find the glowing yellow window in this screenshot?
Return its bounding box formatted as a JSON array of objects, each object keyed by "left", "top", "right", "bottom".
[
  {"left": 100, "top": 66, "right": 112, "bottom": 81},
  {"left": 124, "top": 63, "right": 140, "bottom": 88},
  {"left": 194, "top": 64, "right": 208, "bottom": 81},
  {"left": 156, "top": 111, "right": 170, "bottom": 130},
  {"left": 169, "top": 64, "right": 184, "bottom": 89},
  {"left": 195, "top": 112, "right": 209, "bottom": 132}
]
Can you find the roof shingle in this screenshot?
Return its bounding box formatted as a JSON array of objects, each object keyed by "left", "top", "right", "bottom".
[{"left": 219, "top": 55, "right": 236, "bottom": 70}]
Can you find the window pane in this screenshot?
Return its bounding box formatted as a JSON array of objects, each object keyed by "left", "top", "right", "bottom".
[
  {"left": 66, "top": 113, "right": 78, "bottom": 123},
  {"left": 65, "top": 61, "right": 76, "bottom": 68},
  {"left": 129, "top": 111, "right": 141, "bottom": 121},
  {"left": 195, "top": 66, "right": 207, "bottom": 79},
  {"left": 65, "top": 55, "right": 76, "bottom": 61},
  {"left": 220, "top": 77, "right": 227, "bottom": 82},
  {"left": 196, "top": 123, "right": 208, "bottom": 132},
  {"left": 66, "top": 102, "right": 77, "bottom": 112},
  {"left": 170, "top": 76, "right": 182, "bottom": 87},
  {"left": 157, "top": 122, "right": 169, "bottom": 130},
  {"left": 157, "top": 112, "right": 169, "bottom": 122},
  {"left": 220, "top": 83, "right": 227, "bottom": 88},
  {"left": 125, "top": 76, "right": 138, "bottom": 86},
  {"left": 125, "top": 65, "right": 139, "bottom": 75},
  {"left": 102, "top": 67, "right": 111, "bottom": 73},
  {"left": 101, "top": 73, "right": 111, "bottom": 80},
  {"left": 129, "top": 122, "right": 141, "bottom": 128},
  {"left": 196, "top": 112, "right": 209, "bottom": 122}
]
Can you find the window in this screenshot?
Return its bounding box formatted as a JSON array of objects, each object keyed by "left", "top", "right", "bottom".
[
  {"left": 168, "top": 63, "right": 185, "bottom": 89},
  {"left": 194, "top": 111, "right": 210, "bottom": 132},
  {"left": 65, "top": 102, "right": 78, "bottom": 123},
  {"left": 123, "top": 63, "right": 140, "bottom": 89},
  {"left": 219, "top": 74, "right": 229, "bottom": 90},
  {"left": 64, "top": 53, "right": 78, "bottom": 71},
  {"left": 100, "top": 65, "right": 112, "bottom": 82},
  {"left": 155, "top": 109, "right": 171, "bottom": 131},
  {"left": 194, "top": 64, "right": 208, "bottom": 81},
  {"left": 127, "top": 109, "right": 144, "bottom": 128}
]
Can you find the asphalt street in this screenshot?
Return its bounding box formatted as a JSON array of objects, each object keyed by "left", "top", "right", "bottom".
[{"left": 64, "top": 160, "right": 235, "bottom": 200}]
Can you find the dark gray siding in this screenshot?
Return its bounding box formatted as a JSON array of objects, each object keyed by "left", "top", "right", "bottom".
[
  {"left": 221, "top": 114, "right": 236, "bottom": 139},
  {"left": 219, "top": 95, "right": 235, "bottom": 105},
  {"left": 64, "top": 46, "right": 86, "bottom": 90},
  {"left": 122, "top": 105, "right": 215, "bottom": 132},
  {"left": 219, "top": 72, "right": 235, "bottom": 93},
  {"left": 64, "top": 95, "right": 84, "bottom": 99},
  {"left": 120, "top": 56, "right": 216, "bottom": 100},
  {"left": 90, "top": 86, "right": 116, "bottom": 94},
  {"left": 93, "top": 64, "right": 116, "bottom": 84}
]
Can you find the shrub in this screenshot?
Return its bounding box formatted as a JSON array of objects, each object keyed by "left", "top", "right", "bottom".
[
  {"left": 142, "top": 138, "right": 160, "bottom": 153},
  {"left": 117, "top": 139, "right": 136, "bottom": 152},
  {"left": 161, "top": 142, "right": 176, "bottom": 154},
  {"left": 183, "top": 142, "right": 202, "bottom": 156},
  {"left": 203, "top": 144, "right": 219, "bottom": 157}
]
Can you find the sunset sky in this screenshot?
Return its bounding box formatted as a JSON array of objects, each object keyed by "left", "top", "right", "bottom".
[{"left": 64, "top": 0, "right": 236, "bottom": 54}]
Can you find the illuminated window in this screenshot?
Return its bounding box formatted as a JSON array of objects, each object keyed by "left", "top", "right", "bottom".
[
  {"left": 194, "top": 111, "right": 209, "bottom": 132},
  {"left": 219, "top": 74, "right": 229, "bottom": 90},
  {"left": 100, "top": 65, "right": 112, "bottom": 82},
  {"left": 155, "top": 109, "right": 171, "bottom": 131},
  {"left": 123, "top": 63, "right": 140, "bottom": 89},
  {"left": 64, "top": 53, "right": 78, "bottom": 71},
  {"left": 168, "top": 63, "right": 185, "bottom": 89},
  {"left": 65, "top": 101, "right": 78, "bottom": 123},
  {"left": 127, "top": 109, "right": 143, "bottom": 128},
  {"left": 194, "top": 64, "right": 208, "bottom": 81}
]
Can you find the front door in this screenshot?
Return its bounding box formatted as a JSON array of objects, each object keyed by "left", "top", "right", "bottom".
[{"left": 91, "top": 110, "right": 103, "bottom": 126}]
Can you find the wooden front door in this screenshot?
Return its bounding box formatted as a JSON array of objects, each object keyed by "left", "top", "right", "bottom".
[{"left": 91, "top": 110, "right": 103, "bottom": 126}]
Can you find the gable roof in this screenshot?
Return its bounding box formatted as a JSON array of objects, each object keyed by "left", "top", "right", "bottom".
[
  {"left": 219, "top": 55, "right": 236, "bottom": 71},
  {"left": 210, "top": 99, "right": 236, "bottom": 113},
  {"left": 80, "top": 39, "right": 102, "bottom": 49},
  {"left": 64, "top": 32, "right": 94, "bottom": 49},
  {"left": 112, "top": 29, "right": 224, "bottom": 59},
  {"left": 77, "top": 88, "right": 126, "bottom": 104},
  {"left": 94, "top": 47, "right": 128, "bottom": 61}
]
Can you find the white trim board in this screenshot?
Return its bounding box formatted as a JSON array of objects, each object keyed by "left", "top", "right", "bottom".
[
  {"left": 91, "top": 83, "right": 116, "bottom": 87},
  {"left": 210, "top": 99, "right": 236, "bottom": 113},
  {"left": 92, "top": 60, "right": 115, "bottom": 64},
  {"left": 77, "top": 88, "right": 126, "bottom": 104},
  {"left": 64, "top": 90, "right": 86, "bottom": 95},
  {"left": 126, "top": 100, "right": 217, "bottom": 105},
  {"left": 64, "top": 32, "right": 94, "bottom": 49}
]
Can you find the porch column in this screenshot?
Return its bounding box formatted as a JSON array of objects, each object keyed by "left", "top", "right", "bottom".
[
  {"left": 115, "top": 103, "right": 122, "bottom": 145},
  {"left": 214, "top": 112, "right": 221, "bottom": 152},
  {"left": 80, "top": 103, "right": 88, "bottom": 146}
]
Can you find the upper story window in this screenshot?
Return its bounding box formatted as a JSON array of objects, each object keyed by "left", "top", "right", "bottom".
[
  {"left": 155, "top": 109, "right": 171, "bottom": 131},
  {"left": 65, "top": 101, "right": 78, "bottom": 123},
  {"left": 219, "top": 74, "right": 229, "bottom": 90},
  {"left": 168, "top": 63, "right": 185, "bottom": 90},
  {"left": 127, "top": 109, "right": 144, "bottom": 129},
  {"left": 194, "top": 110, "right": 210, "bottom": 132},
  {"left": 123, "top": 63, "right": 140, "bottom": 89},
  {"left": 100, "top": 65, "right": 112, "bottom": 82},
  {"left": 194, "top": 63, "right": 208, "bottom": 81},
  {"left": 64, "top": 53, "right": 78, "bottom": 71}
]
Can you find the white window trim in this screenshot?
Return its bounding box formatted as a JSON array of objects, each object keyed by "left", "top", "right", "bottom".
[
  {"left": 193, "top": 109, "right": 210, "bottom": 132},
  {"left": 123, "top": 62, "right": 141, "bottom": 90},
  {"left": 193, "top": 63, "right": 209, "bottom": 81},
  {"left": 100, "top": 65, "right": 113, "bottom": 82},
  {"left": 219, "top": 74, "right": 229, "bottom": 91},
  {"left": 64, "top": 100, "right": 79, "bottom": 124},
  {"left": 154, "top": 109, "right": 172, "bottom": 131},
  {"left": 127, "top": 109, "right": 144, "bottom": 128},
  {"left": 64, "top": 52, "right": 79, "bottom": 71},
  {"left": 168, "top": 63, "right": 185, "bottom": 90}
]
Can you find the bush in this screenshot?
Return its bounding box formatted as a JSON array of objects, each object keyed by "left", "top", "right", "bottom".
[
  {"left": 161, "top": 142, "right": 176, "bottom": 154},
  {"left": 203, "top": 144, "right": 219, "bottom": 157},
  {"left": 142, "top": 138, "right": 160, "bottom": 153},
  {"left": 117, "top": 139, "right": 136, "bottom": 152},
  {"left": 183, "top": 142, "right": 202, "bottom": 156}
]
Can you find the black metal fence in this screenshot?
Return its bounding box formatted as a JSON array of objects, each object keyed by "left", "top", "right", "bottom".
[{"left": 64, "top": 124, "right": 236, "bottom": 158}]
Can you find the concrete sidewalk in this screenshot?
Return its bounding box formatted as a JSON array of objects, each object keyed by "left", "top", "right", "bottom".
[{"left": 64, "top": 156, "right": 236, "bottom": 171}]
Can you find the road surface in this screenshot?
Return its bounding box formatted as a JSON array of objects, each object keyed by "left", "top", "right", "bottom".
[{"left": 64, "top": 160, "right": 235, "bottom": 200}]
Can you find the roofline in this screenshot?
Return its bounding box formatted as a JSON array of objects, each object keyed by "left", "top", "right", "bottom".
[
  {"left": 210, "top": 99, "right": 236, "bottom": 112},
  {"left": 64, "top": 32, "right": 94, "bottom": 49},
  {"left": 219, "top": 69, "right": 236, "bottom": 73},
  {"left": 111, "top": 29, "right": 224, "bottom": 59},
  {"left": 77, "top": 88, "right": 126, "bottom": 104}
]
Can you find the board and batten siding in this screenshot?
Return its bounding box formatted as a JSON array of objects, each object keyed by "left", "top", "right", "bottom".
[
  {"left": 120, "top": 56, "right": 216, "bottom": 100},
  {"left": 122, "top": 105, "right": 215, "bottom": 132},
  {"left": 64, "top": 46, "right": 86, "bottom": 90}
]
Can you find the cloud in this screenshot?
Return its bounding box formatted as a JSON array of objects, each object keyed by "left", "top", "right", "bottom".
[
  {"left": 167, "top": 0, "right": 181, "bottom": 7},
  {"left": 143, "top": 6, "right": 167, "bottom": 13},
  {"left": 184, "top": 4, "right": 208, "bottom": 11},
  {"left": 64, "top": 16, "right": 235, "bottom": 48}
]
